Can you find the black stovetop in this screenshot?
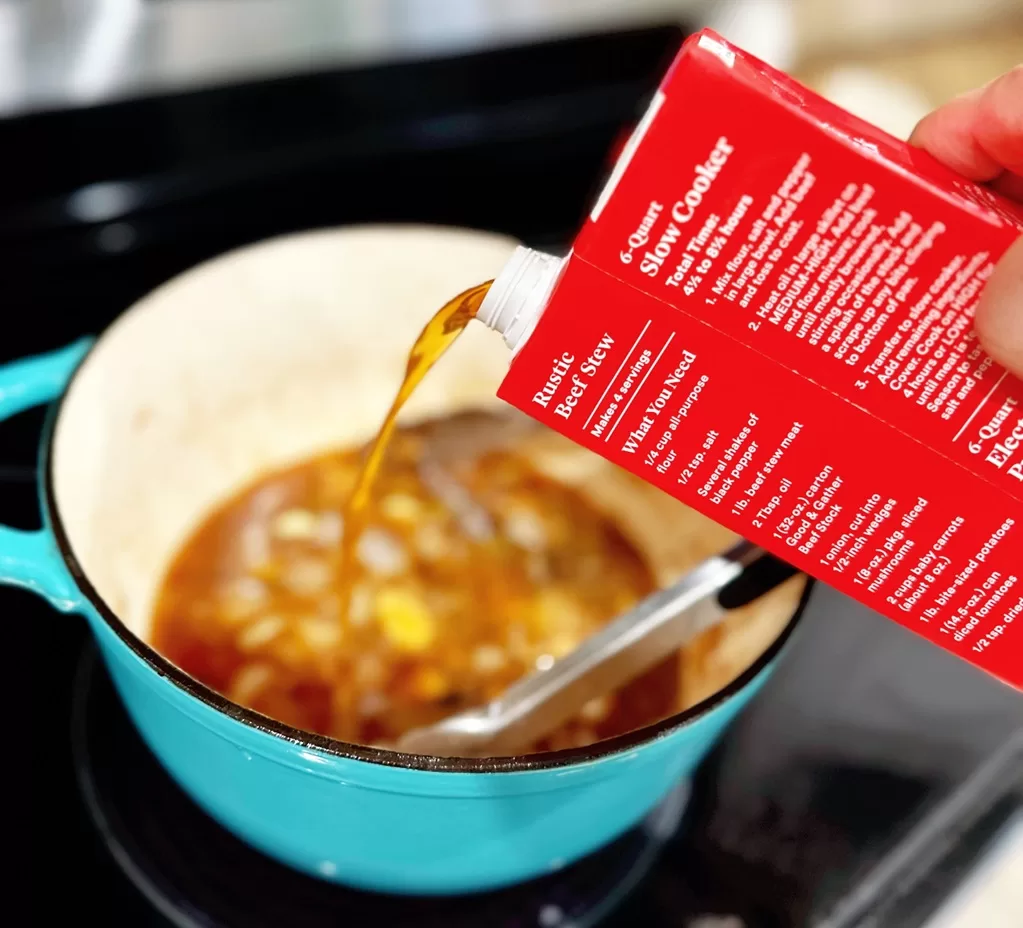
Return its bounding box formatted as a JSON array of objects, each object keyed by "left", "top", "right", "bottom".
[{"left": 13, "top": 24, "right": 1023, "bottom": 928}]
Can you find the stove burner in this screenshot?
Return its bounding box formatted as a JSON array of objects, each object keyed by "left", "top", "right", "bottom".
[{"left": 72, "top": 646, "right": 689, "bottom": 928}]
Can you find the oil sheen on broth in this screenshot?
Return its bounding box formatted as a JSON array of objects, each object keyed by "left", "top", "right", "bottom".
[{"left": 151, "top": 282, "right": 678, "bottom": 751}]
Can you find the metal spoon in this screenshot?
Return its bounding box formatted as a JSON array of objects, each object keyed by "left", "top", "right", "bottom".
[{"left": 396, "top": 541, "right": 798, "bottom": 757}]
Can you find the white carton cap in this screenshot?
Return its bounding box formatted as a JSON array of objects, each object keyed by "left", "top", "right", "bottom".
[{"left": 476, "top": 246, "right": 563, "bottom": 354}]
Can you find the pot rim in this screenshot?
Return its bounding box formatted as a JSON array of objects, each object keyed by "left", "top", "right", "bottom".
[{"left": 43, "top": 339, "right": 810, "bottom": 775}]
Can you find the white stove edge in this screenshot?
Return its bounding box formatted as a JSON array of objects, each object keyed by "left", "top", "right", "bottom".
[{"left": 923, "top": 812, "right": 1023, "bottom": 928}]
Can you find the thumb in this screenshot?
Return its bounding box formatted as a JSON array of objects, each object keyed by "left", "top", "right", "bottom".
[{"left": 976, "top": 234, "right": 1023, "bottom": 379}]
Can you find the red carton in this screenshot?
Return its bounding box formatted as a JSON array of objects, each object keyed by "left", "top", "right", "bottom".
[{"left": 480, "top": 30, "right": 1023, "bottom": 688}]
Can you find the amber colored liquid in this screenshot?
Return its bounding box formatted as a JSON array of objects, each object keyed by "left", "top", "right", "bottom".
[
  {"left": 150, "top": 423, "right": 664, "bottom": 748},
  {"left": 338, "top": 280, "right": 493, "bottom": 620}
]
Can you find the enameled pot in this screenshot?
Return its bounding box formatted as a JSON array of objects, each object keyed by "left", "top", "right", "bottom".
[{"left": 3, "top": 226, "right": 808, "bottom": 894}]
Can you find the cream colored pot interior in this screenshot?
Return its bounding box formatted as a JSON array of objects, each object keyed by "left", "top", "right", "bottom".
[{"left": 51, "top": 224, "right": 805, "bottom": 710}]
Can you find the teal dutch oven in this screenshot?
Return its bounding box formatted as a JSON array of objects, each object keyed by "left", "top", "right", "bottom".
[{"left": 3, "top": 226, "right": 807, "bottom": 894}]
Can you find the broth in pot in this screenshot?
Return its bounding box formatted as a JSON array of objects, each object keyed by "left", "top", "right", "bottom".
[
  {"left": 151, "top": 411, "right": 806, "bottom": 753},
  {"left": 151, "top": 414, "right": 676, "bottom": 752}
]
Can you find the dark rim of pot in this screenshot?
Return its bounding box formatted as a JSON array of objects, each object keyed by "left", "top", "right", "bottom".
[{"left": 42, "top": 346, "right": 811, "bottom": 774}]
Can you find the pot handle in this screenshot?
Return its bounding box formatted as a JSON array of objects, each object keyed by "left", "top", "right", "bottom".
[{"left": 0, "top": 339, "right": 93, "bottom": 611}]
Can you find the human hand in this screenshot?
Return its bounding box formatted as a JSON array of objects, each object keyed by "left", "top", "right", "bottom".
[{"left": 910, "top": 67, "right": 1023, "bottom": 378}]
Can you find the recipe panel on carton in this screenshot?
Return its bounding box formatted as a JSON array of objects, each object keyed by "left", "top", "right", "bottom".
[
  {"left": 499, "top": 260, "right": 1023, "bottom": 689},
  {"left": 575, "top": 54, "right": 1023, "bottom": 502}
]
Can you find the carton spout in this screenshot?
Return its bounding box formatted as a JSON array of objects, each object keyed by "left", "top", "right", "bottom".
[{"left": 477, "top": 246, "right": 563, "bottom": 354}]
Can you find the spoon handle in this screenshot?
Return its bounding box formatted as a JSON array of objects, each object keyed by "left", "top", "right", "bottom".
[{"left": 398, "top": 541, "right": 797, "bottom": 757}]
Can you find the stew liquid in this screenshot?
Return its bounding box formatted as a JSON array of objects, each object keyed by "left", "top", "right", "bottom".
[{"left": 152, "top": 284, "right": 679, "bottom": 750}]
